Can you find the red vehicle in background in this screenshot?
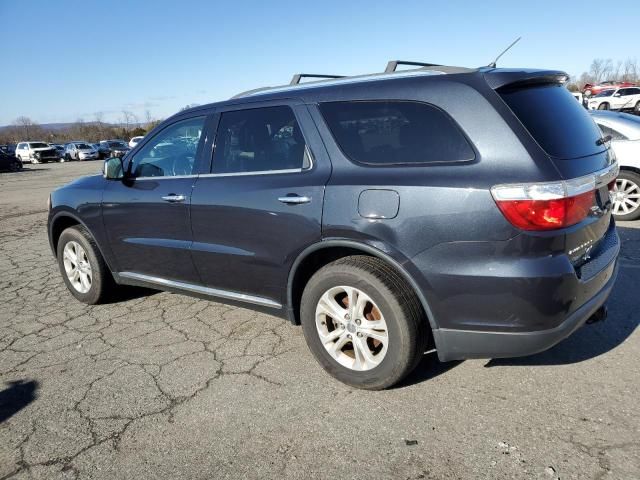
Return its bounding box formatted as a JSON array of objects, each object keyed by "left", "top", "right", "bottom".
[{"left": 583, "top": 81, "right": 636, "bottom": 97}]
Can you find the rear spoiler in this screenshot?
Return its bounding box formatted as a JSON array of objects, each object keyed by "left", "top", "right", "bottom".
[{"left": 483, "top": 69, "right": 569, "bottom": 90}]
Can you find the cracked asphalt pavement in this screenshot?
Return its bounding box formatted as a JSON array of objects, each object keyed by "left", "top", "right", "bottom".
[{"left": 1, "top": 162, "right": 639, "bottom": 479}]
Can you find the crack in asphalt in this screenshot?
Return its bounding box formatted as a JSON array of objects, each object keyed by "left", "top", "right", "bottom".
[{"left": 1, "top": 164, "right": 639, "bottom": 480}]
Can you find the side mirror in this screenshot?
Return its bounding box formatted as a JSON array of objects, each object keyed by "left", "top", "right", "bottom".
[
  {"left": 614, "top": 93, "right": 621, "bottom": 97},
  {"left": 103, "top": 156, "right": 125, "bottom": 180}
]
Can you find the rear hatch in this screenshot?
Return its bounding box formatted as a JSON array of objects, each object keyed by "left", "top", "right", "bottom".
[{"left": 489, "top": 71, "right": 618, "bottom": 275}]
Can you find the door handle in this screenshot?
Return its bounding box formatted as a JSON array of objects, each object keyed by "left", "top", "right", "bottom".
[
  {"left": 278, "top": 195, "right": 311, "bottom": 205},
  {"left": 161, "top": 194, "right": 186, "bottom": 203}
]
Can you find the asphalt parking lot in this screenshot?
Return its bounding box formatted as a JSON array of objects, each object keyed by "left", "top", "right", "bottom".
[{"left": 0, "top": 162, "right": 638, "bottom": 480}]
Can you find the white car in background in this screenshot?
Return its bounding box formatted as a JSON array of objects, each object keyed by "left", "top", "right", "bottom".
[
  {"left": 590, "top": 110, "right": 640, "bottom": 220},
  {"left": 587, "top": 86, "right": 640, "bottom": 112},
  {"left": 129, "top": 136, "right": 144, "bottom": 148},
  {"left": 64, "top": 142, "right": 99, "bottom": 161}
]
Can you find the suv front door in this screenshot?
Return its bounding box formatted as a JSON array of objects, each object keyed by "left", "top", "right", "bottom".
[
  {"left": 102, "top": 114, "right": 208, "bottom": 283},
  {"left": 190, "top": 101, "right": 331, "bottom": 307}
]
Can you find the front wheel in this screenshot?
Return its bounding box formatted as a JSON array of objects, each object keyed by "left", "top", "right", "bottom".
[
  {"left": 300, "top": 256, "right": 427, "bottom": 390},
  {"left": 635, "top": 101, "right": 640, "bottom": 114},
  {"left": 598, "top": 103, "right": 610, "bottom": 110},
  {"left": 611, "top": 171, "right": 640, "bottom": 221},
  {"left": 57, "top": 225, "right": 116, "bottom": 304}
]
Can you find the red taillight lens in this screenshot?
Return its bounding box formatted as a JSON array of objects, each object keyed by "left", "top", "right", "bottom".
[
  {"left": 491, "top": 165, "right": 618, "bottom": 232},
  {"left": 495, "top": 191, "right": 595, "bottom": 231}
]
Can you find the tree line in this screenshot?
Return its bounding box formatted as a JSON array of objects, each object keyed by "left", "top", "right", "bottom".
[
  {"left": 0, "top": 109, "right": 165, "bottom": 145},
  {"left": 566, "top": 57, "right": 639, "bottom": 92}
]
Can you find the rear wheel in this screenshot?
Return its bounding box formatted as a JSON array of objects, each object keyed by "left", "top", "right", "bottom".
[
  {"left": 635, "top": 101, "right": 640, "bottom": 114},
  {"left": 57, "top": 225, "right": 116, "bottom": 304},
  {"left": 300, "top": 256, "right": 427, "bottom": 390},
  {"left": 598, "top": 102, "right": 610, "bottom": 110},
  {"left": 9, "top": 161, "right": 20, "bottom": 172},
  {"left": 611, "top": 170, "right": 640, "bottom": 221}
]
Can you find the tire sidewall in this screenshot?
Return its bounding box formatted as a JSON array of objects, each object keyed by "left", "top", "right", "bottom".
[
  {"left": 57, "top": 227, "right": 104, "bottom": 304},
  {"left": 301, "top": 267, "right": 415, "bottom": 389}
]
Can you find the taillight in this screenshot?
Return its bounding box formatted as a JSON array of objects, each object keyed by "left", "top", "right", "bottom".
[{"left": 491, "top": 164, "right": 618, "bottom": 231}]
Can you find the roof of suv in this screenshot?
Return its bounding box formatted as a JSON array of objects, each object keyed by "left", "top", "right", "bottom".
[{"left": 175, "top": 62, "right": 569, "bottom": 118}]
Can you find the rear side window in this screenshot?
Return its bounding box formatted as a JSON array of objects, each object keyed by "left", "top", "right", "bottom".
[
  {"left": 499, "top": 84, "right": 604, "bottom": 159},
  {"left": 212, "top": 106, "right": 310, "bottom": 174},
  {"left": 319, "top": 101, "right": 474, "bottom": 165}
]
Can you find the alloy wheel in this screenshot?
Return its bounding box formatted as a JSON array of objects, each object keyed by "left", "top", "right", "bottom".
[
  {"left": 62, "top": 241, "right": 92, "bottom": 293},
  {"left": 612, "top": 178, "right": 640, "bottom": 216},
  {"left": 315, "top": 285, "right": 389, "bottom": 371}
]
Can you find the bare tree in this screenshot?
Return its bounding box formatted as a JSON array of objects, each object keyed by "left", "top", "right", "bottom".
[
  {"left": 13, "top": 116, "right": 40, "bottom": 140},
  {"left": 121, "top": 110, "right": 134, "bottom": 133},
  {"left": 622, "top": 58, "right": 639, "bottom": 82},
  {"left": 94, "top": 112, "right": 105, "bottom": 139},
  {"left": 589, "top": 58, "right": 614, "bottom": 83}
]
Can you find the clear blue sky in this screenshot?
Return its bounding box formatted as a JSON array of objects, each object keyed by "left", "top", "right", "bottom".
[{"left": 1, "top": 0, "right": 639, "bottom": 126}]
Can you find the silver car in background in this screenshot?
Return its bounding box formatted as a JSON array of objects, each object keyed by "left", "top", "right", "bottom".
[
  {"left": 590, "top": 111, "right": 640, "bottom": 220},
  {"left": 64, "top": 142, "right": 99, "bottom": 161}
]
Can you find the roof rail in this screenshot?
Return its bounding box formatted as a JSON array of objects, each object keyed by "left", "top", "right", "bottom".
[
  {"left": 384, "top": 60, "right": 441, "bottom": 73},
  {"left": 290, "top": 73, "right": 346, "bottom": 85}
]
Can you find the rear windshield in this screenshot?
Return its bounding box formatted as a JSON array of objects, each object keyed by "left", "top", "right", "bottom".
[
  {"left": 319, "top": 101, "right": 475, "bottom": 165},
  {"left": 499, "top": 84, "right": 605, "bottom": 159},
  {"left": 29, "top": 142, "right": 49, "bottom": 148}
]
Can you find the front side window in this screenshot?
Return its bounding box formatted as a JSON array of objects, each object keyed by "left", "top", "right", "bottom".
[
  {"left": 319, "top": 101, "right": 475, "bottom": 165},
  {"left": 129, "top": 116, "right": 205, "bottom": 178},
  {"left": 212, "top": 106, "right": 310, "bottom": 174}
]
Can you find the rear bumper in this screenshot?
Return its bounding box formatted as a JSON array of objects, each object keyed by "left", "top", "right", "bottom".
[{"left": 434, "top": 260, "right": 618, "bottom": 362}]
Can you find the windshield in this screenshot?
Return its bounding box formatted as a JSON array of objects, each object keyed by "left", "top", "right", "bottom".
[
  {"left": 499, "top": 83, "right": 605, "bottom": 159},
  {"left": 109, "top": 142, "right": 127, "bottom": 148},
  {"left": 594, "top": 90, "right": 615, "bottom": 98},
  {"left": 76, "top": 143, "right": 92, "bottom": 149},
  {"left": 29, "top": 142, "right": 49, "bottom": 148}
]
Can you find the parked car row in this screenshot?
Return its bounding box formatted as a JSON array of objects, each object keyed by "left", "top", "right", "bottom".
[
  {"left": 9, "top": 138, "right": 138, "bottom": 164},
  {"left": 582, "top": 80, "right": 636, "bottom": 97},
  {"left": 587, "top": 86, "right": 640, "bottom": 112}
]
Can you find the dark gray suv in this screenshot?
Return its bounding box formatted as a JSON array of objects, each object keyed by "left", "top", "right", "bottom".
[{"left": 47, "top": 62, "right": 620, "bottom": 389}]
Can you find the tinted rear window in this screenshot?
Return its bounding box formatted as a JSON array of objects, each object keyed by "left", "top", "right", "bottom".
[
  {"left": 499, "top": 84, "right": 605, "bottom": 159},
  {"left": 319, "top": 101, "right": 474, "bottom": 165}
]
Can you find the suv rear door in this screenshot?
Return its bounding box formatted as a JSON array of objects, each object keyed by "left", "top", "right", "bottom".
[{"left": 189, "top": 100, "right": 331, "bottom": 307}]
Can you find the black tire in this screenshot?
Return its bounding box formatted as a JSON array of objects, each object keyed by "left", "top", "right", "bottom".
[
  {"left": 612, "top": 170, "right": 640, "bottom": 222},
  {"left": 9, "top": 161, "right": 20, "bottom": 172},
  {"left": 300, "top": 255, "right": 428, "bottom": 390},
  {"left": 598, "top": 102, "right": 609, "bottom": 110},
  {"left": 56, "top": 225, "right": 116, "bottom": 304},
  {"left": 635, "top": 101, "right": 640, "bottom": 114}
]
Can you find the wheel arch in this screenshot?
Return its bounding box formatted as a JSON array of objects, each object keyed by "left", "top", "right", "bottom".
[
  {"left": 286, "top": 239, "right": 439, "bottom": 333},
  {"left": 619, "top": 165, "right": 640, "bottom": 176},
  {"left": 48, "top": 211, "right": 116, "bottom": 273}
]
